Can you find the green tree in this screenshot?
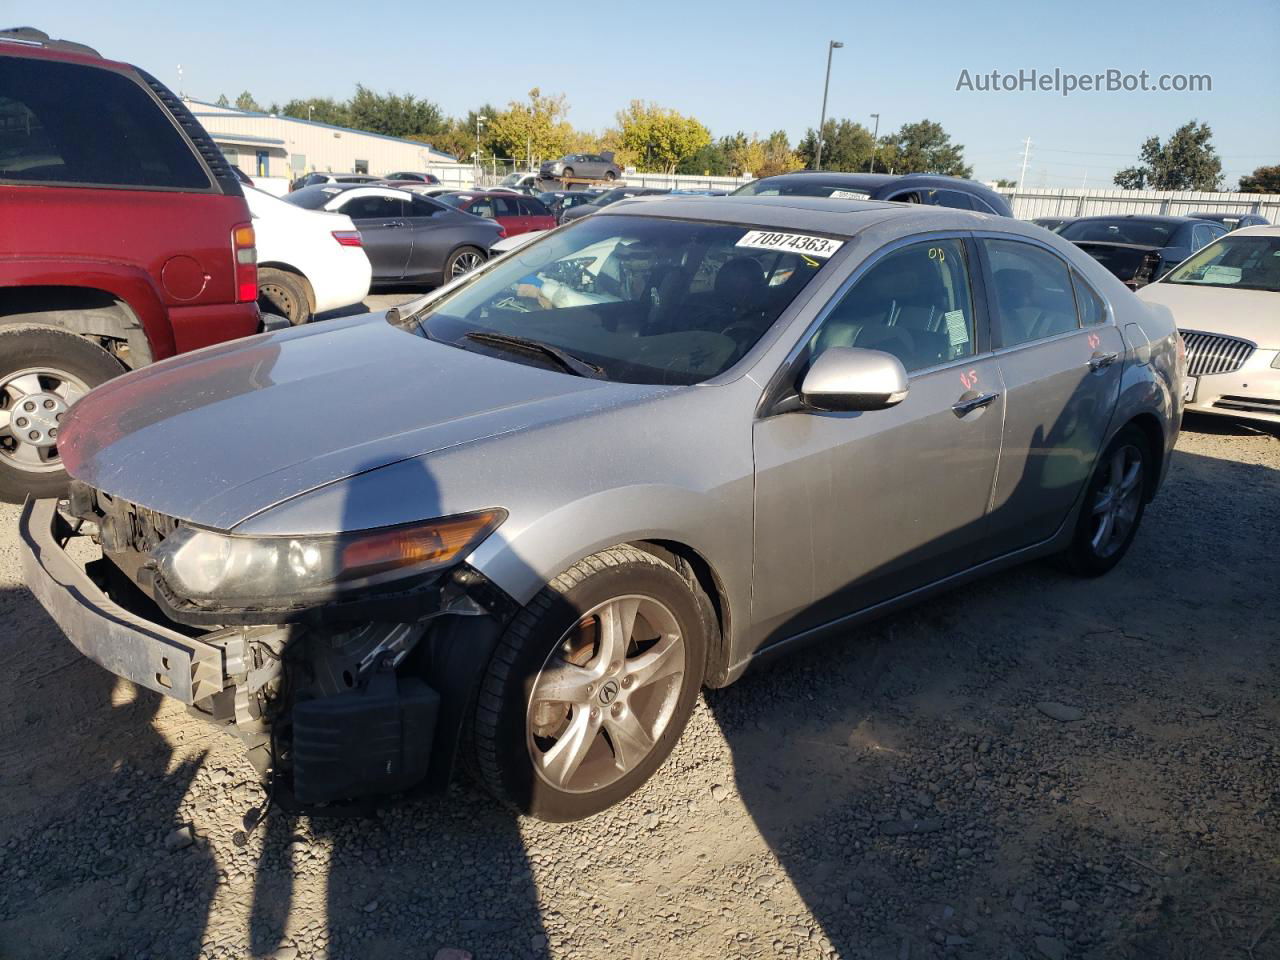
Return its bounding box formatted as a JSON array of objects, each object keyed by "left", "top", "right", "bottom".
[
  {"left": 880, "top": 120, "right": 971, "bottom": 177},
  {"left": 1237, "top": 164, "right": 1280, "bottom": 193},
  {"left": 796, "top": 119, "right": 875, "bottom": 171},
  {"left": 282, "top": 97, "right": 350, "bottom": 126},
  {"left": 612, "top": 101, "right": 710, "bottom": 173},
  {"left": 215, "top": 93, "right": 229, "bottom": 107},
  {"left": 234, "top": 90, "right": 260, "bottom": 112},
  {"left": 346, "top": 85, "right": 445, "bottom": 141},
  {"left": 431, "top": 105, "right": 501, "bottom": 162},
  {"left": 486, "top": 88, "right": 577, "bottom": 165},
  {"left": 994, "top": 178, "right": 1017, "bottom": 188},
  {"left": 1113, "top": 120, "right": 1222, "bottom": 190}
]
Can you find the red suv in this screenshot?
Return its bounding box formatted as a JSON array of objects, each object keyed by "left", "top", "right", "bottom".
[
  {"left": 436, "top": 191, "right": 557, "bottom": 236},
  {"left": 0, "top": 28, "right": 262, "bottom": 502}
]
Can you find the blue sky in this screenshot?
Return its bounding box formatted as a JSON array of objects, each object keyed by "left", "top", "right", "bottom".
[{"left": 13, "top": 0, "right": 1279, "bottom": 187}]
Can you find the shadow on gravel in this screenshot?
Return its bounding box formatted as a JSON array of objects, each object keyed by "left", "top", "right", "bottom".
[
  {"left": 707, "top": 443, "right": 1280, "bottom": 959},
  {"left": 0, "top": 585, "right": 216, "bottom": 960}
]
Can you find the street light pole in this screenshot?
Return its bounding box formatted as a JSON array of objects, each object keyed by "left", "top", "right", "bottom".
[
  {"left": 814, "top": 40, "right": 843, "bottom": 171},
  {"left": 868, "top": 113, "right": 880, "bottom": 173},
  {"left": 475, "top": 116, "right": 489, "bottom": 180}
]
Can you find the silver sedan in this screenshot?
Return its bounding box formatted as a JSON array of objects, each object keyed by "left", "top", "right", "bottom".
[{"left": 21, "top": 196, "right": 1183, "bottom": 821}]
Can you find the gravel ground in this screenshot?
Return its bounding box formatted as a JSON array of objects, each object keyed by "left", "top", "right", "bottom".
[{"left": 1, "top": 414, "right": 1277, "bottom": 960}]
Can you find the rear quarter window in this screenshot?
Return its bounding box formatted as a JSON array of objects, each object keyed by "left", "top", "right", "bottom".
[{"left": 0, "top": 56, "right": 210, "bottom": 190}]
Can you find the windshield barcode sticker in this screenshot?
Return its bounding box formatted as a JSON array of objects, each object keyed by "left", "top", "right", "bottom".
[
  {"left": 736, "top": 231, "right": 844, "bottom": 258},
  {"left": 828, "top": 189, "right": 866, "bottom": 199}
]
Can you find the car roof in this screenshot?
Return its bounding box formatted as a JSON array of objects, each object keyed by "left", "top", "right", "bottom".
[
  {"left": 1067, "top": 214, "right": 1207, "bottom": 226},
  {"left": 604, "top": 194, "right": 1020, "bottom": 239},
  {"left": 0, "top": 27, "right": 105, "bottom": 61},
  {"left": 1232, "top": 224, "right": 1280, "bottom": 237}
]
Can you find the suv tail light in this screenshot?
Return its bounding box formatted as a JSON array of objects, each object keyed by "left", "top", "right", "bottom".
[
  {"left": 232, "top": 224, "right": 257, "bottom": 302},
  {"left": 332, "top": 230, "right": 363, "bottom": 247}
]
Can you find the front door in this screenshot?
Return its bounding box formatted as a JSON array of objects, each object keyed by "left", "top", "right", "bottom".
[
  {"left": 978, "top": 237, "right": 1125, "bottom": 556},
  {"left": 339, "top": 194, "right": 412, "bottom": 279},
  {"left": 751, "top": 236, "right": 1004, "bottom": 645}
]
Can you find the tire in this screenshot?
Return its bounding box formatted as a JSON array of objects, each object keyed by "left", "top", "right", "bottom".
[
  {"left": 444, "top": 246, "right": 486, "bottom": 280},
  {"left": 561, "top": 167, "right": 575, "bottom": 180},
  {"left": 257, "top": 268, "right": 312, "bottom": 325},
  {"left": 1060, "top": 425, "right": 1150, "bottom": 577},
  {"left": 473, "top": 545, "right": 711, "bottom": 821},
  {"left": 604, "top": 170, "right": 617, "bottom": 181},
  {"left": 0, "top": 325, "right": 124, "bottom": 503}
]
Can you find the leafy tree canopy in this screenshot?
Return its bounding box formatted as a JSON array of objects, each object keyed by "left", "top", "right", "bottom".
[{"left": 1113, "top": 120, "right": 1223, "bottom": 190}]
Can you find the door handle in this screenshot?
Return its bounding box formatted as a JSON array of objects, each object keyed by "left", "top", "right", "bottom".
[
  {"left": 1088, "top": 351, "right": 1119, "bottom": 371},
  {"left": 952, "top": 392, "right": 999, "bottom": 416},
  {"left": 380, "top": 221, "right": 406, "bottom": 228}
]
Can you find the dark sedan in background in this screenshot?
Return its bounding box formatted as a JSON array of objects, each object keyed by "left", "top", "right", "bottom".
[
  {"left": 559, "top": 186, "right": 672, "bottom": 222},
  {"left": 733, "top": 171, "right": 1013, "bottom": 217},
  {"left": 1057, "top": 215, "right": 1228, "bottom": 289},
  {"left": 1032, "top": 216, "right": 1077, "bottom": 232},
  {"left": 285, "top": 184, "right": 502, "bottom": 284},
  {"left": 1189, "top": 211, "right": 1270, "bottom": 231},
  {"left": 537, "top": 189, "right": 607, "bottom": 223}
]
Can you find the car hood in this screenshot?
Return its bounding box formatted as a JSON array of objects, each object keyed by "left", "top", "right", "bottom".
[
  {"left": 60, "top": 313, "right": 672, "bottom": 530},
  {"left": 1138, "top": 282, "right": 1280, "bottom": 347}
]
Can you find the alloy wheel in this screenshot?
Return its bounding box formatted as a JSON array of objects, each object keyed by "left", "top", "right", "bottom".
[
  {"left": 527, "top": 595, "right": 685, "bottom": 794},
  {"left": 1089, "top": 444, "right": 1144, "bottom": 558},
  {"left": 0, "top": 368, "right": 89, "bottom": 472},
  {"left": 451, "top": 251, "right": 484, "bottom": 277}
]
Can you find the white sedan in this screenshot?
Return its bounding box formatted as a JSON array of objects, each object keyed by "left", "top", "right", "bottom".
[
  {"left": 245, "top": 187, "right": 372, "bottom": 325},
  {"left": 1139, "top": 225, "right": 1280, "bottom": 424}
]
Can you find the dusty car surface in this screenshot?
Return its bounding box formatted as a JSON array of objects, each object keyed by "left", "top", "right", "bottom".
[{"left": 21, "top": 196, "right": 1183, "bottom": 821}]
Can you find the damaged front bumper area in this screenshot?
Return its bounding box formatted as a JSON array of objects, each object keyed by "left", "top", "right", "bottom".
[{"left": 19, "top": 497, "right": 514, "bottom": 809}]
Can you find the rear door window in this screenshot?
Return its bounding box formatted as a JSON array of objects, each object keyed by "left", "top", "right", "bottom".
[
  {"left": 1071, "top": 271, "right": 1108, "bottom": 326},
  {"left": 340, "top": 195, "right": 407, "bottom": 220},
  {"left": 492, "top": 196, "right": 520, "bottom": 218},
  {"left": 983, "top": 239, "right": 1080, "bottom": 346},
  {"left": 0, "top": 57, "right": 210, "bottom": 190}
]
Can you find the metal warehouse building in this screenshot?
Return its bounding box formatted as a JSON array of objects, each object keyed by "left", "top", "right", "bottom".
[{"left": 185, "top": 99, "right": 456, "bottom": 185}]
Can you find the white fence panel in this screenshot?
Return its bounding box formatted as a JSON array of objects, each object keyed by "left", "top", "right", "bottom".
[{"left": 997, "top": 187, "right": 1280, "bottom": 222}]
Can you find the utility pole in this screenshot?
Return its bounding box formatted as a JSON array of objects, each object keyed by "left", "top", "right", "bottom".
[
  {"left": 814, "top": 40, "right": 843, "bottom": 171},
  {"left": 868, "top": 113, "right": 880, "bottom": 173},
  {"left": 176, "top": 64, "right": 183, "bottom": 98},
  {"left": 475, "top": 115, "right": 489, "bottom": 181},
  {"left": 1016, "top": 137, "right": 1032, "bottom": 192}
]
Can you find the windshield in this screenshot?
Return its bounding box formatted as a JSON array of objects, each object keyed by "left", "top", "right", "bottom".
[
  {"left": 283, "top": 184, "right": 345, "bottom": 210},
  {"left": 734, "top": 178, "right": 873, "bottom": 199},
  {"left": 500, "top": 174, "right": 523, "bottom": 186},
  {"left": 1059, "top": 219, "right": 1174, "bottom": 245},
  {"left": 1164, "top": 235, "right": 1280, "bottom": 292},
  {"left": 408, "top": 214, "right": 840, "bottom": 385}
]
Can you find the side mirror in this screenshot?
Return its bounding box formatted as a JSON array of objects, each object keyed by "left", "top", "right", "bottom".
[{"left": 799, "top": 347, "right": 909, "bottom": 412}]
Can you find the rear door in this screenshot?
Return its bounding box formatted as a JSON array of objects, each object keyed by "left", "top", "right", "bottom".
[
  {"left": 517, "top": 196, "right": 554, "bottom": 231},
  {"left": 336, "top": 194, "right": 411, "bottom": 278},
  {"left": 977, "top": 236, "right": 1124, "bottom": 556},
  {"left": 751, "top": 235, "right": 1005, "bottom": 641},
  {"left": 404, "top": 195, "right": 452, "bottom": 278},
  {"left": 490, "top": 195, "right": 523, "bottom": 234}
]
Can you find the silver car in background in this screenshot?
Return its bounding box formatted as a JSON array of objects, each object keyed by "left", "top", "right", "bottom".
[{"left": 20, "top": 197, "right": 1182, "bottom": 821}]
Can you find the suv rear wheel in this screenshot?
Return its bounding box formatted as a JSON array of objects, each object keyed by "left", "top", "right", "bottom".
[{"left": 0, "top": 325, "right": 123, "bottom": 502}]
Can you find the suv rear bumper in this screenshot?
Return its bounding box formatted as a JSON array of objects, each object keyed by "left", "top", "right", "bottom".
[{"left": 19, "top": 497, "right": 225, "bottom": 703}]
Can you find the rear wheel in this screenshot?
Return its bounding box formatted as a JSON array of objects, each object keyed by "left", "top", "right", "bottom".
[
  {"left": 472, "top": 546, "right": 710, "bottom": 821},
  {"left": 604, "top": 170, "right": 617, "bottom": 181},
  {"left": 445, "top": 246, "right": 486, "bottom": 280},
  {"left": 1061, "top": 425, "right": 1150, "bottom": 576},
  {"left": 257, "top": 268, "right": 312, "bottom": 325},
  {"left": 561, "top": 167, "right": 575, "bottom": 180},
  {"left": 0, "top": 325, "right": 124, "bottom": 503}
]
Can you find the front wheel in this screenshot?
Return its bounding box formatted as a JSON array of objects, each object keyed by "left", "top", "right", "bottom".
[
  {"left": 604, "top": 170, "right": 617, "bottom": 181},
  {"left": 445, "top": 246, "right": 486, "bottom": 280},
  {"left": 472, "top": 546, "right": 710, "bottom": 821},
  {"left": 561, "top": 167, "right": 575, "bottom": 180},
  {"left": 1060, "top": 425, "right": 1150, "bottom": 577},
  {"left": 0, "top": 325, "right": 124, "bottom": 503}
]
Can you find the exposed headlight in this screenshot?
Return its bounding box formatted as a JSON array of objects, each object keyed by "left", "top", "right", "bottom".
[{"left": 152, "top": 510, "right": 506, "bottom": 607}]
